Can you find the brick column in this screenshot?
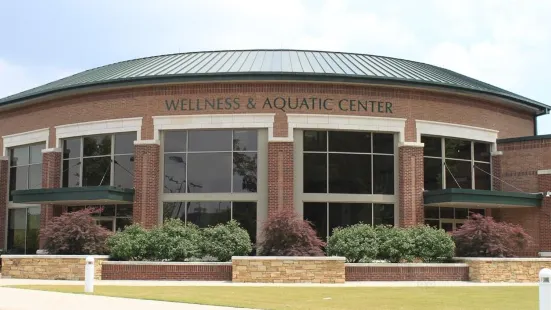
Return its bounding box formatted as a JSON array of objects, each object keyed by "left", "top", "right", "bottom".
[
  {"left": 0, "top": 156, "right": 8, "bottom": 249},
  {"left": 39, "top": 148, "right": 62, "bottom": 249},
  {"left": 133, "top": 140, "right": 160, "bottom": 228},
  {"left": 538, "top": 172, "right": 551, "bottom": 252},
  {"left": 267, "top": 142, "right": 294, "bottom": 217},
  {"left": 398, "top": 143, "right": 424, "bottom": 227}
]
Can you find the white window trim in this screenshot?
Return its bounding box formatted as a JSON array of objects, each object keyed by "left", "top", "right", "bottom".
[
  {"left": 55, "top": 117, "right": 143, "bottom": 147},
  {"left": 154, "top": 114, "right": 407, "bottom": 142},
  {"left": 2, "top": 128, "right": 50, "bottom": 156},
  {"left": 286, "top": 114, "right": 407, "bottom": 143},
  {"left": 153, "top": 114, "right": 276, "bottom": 140},
  {"left": 416, "top": 120, "right": 499, "bottom": 151}
]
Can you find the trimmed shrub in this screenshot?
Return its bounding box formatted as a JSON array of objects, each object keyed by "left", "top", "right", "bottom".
[
  {"left": 258, "top": 209, "right": 325, "bottom": 256},
  {"left": 107, "top": 224, "right": 150, "bottom": 261},
  {"left": 147, "top": 219, "right": 203, "bottom": 261},
  {"left": 375, "top": 225, "right": 413, "bottom": 263},
  {"left": 201, "top": 220, "right": 253, "bottom": 261},
  {"left": 327, "top": 223, "right": 378, "bottom": 263},
  {"left": 42, "top": 208, "right": 112, "bottom": 255},
  {"left": 409, "top": 225, "right": 455, "bottom": 262},
  {"left": 452, "top": 213, "right": 533, "bottom": 257}
]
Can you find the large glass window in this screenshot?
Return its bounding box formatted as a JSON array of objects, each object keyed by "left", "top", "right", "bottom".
[
  {"left": 8, "top": 143, "right": 45, "bottom": 200},
  {"left": 163, "top": 201, "right": 257, "bottom": 243},
  {"left": 7, "top": 207, "right": 40, "bottom": 254},
  {"left": 163, "top": 130, "right": 258, "bottom": 193},
  {"left": 62, "top": 133, "right": 136, "bottom": 188},
  {"left": 304, "top": 202, "right": 394, "bottom": 240},
  {"left": 303, "top": 131, "right": 395, "bottom": 195},
  {"left": 422, "top": 136, "right": 492, "bottom": 190}
]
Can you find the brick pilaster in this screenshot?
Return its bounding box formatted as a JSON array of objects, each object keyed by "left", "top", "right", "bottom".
[
  {"left": 398, "top": 143, "right": 424, "bottom": 227},
  {"left": 267, "top": 142, "right": 294, "bottom": 217},
  {"left": 538, "top": 173, "right": 551, "bottom": 252},
  {"left": 39, "top": 149, "right": 62, "bottom": 249},
  {"left": 133, "top": 141, "right": 160, "bottom": 228},
  {"left": 0, "top": 156, "right": 8, "bottom": 249}
]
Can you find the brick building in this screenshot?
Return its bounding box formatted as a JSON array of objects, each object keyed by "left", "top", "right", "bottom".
[{"left": 0, "top": 49, "right": 550, "bottom": 256}]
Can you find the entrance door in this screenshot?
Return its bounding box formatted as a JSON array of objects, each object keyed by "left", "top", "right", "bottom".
[
  {"left": 440, "top": 219, "right": 465, "bottom": 232},
  {"left": 95, "top": 218, "right": 115, "bottom": 231}
]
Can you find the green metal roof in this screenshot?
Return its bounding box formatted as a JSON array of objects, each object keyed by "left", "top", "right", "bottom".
[
  {"left": 0, "top": 49, "right": 548, "bottom": 111},
  {"left": 424, "top": 188, "right": 542, "bottom": 208},
  {"left": 11, "top": 186, "right": 135, "bottom": 205}
]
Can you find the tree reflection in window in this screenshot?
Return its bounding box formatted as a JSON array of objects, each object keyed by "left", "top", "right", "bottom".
[{"left": 163, "top": 130, "right": 258, "bottom": 194}]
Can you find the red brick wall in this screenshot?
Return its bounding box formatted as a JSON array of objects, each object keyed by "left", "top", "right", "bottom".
[
  {"left": 267, "top": 142, "right": 294, "bottom": 216},
  {"left": 399, "top": 145, "right": 424, "bottom": 227},
  {"left": 39, "top": 150, "right": 62, "bottom": 249},
  {"left": 101, "top": 263, "right": 232, "bottom": 281},
  {"left": 345, "top": 265, "right": 469, "bottom": 281},
  {"left": 0, "top": 157, "right": 8, "bottom": 249},
  {"left": 498, "top": 140, "right": 551, "bottom": 192},
  {"left": 538, "top": 174, "right": 551, "bottom": 252},
  {"left": 495, "top": 138, "right": 551, "bottom": 255},
  {"left": 133, "top": 143, "right": 160, "bottom": 228},
  {"left": 0, "top": 83, "right": 535, "bottom": 151}
]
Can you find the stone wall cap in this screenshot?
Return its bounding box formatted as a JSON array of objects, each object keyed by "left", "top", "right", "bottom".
[
  {"left": 398, "top": 142, "right": 425, "bottom": 148},
  {"left": 346, "top": 263, "right": 469, "bottom": 267},
  {"left": 453, "top": 257, "right": 551, "bottom": 262},
  {"left": 232, "top": 256, "right": 346, "bottom": 261},
  {"left": 0, "top": 156, "right": 8, "bottom": 161},
  {"left": 103, "top": 261, "right": 231, "bottom": 266},
  {"left": 0, "top": 255, "right": 110, "bottom": 259}
]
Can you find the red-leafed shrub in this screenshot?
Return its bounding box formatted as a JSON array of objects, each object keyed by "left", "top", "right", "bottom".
[
  {"left": 452, "top": 213, "right": 533, "bottom": 257},
  {"left": 258, "top": 209, "right": 325, "bottom": 256},
  {"left": 43, "top": 208, "right": 112, "bottom": 255}
]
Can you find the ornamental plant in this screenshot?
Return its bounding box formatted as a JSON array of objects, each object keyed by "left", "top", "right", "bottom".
[
  {"left": 201, "top": 220, "right": 252, "bottom": 261},
  {"left": 146, "top": 219, "right": 203, "bottom": 261},
  {"left": 258, "top": 209, "right": 325, "bottom": 256},
  {"left": 42, "top": 208, "right": 112, "bottom": 255},
  {"left": 107, "top": 224, "right": 150, "bottom": 261},
  {"left": 327, "top": 223, "right": 379, "bottom": 263},
  {"left": 375, "top": 225, "right": 414, "bottom": 263},
  {"left": 409, "top": 225, "right": 455, "bottom": 262},
  {"left": 452, "top": 213, "right": 533, "bottom": 257}
]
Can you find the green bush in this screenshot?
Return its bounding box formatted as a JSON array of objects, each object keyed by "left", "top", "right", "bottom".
[
  {"left": 148, "top": 219, "right": 203, "bottom": 261},
  {"left": 376, "top": 225, "right": 414, "bottom": 263},
  {"left": 107, "top": 224, "right": 150, "bottom": 261},
  {"left": 201, "top": 220, "right": 252, "bottom": 262},
  {"left": 327, "top": 223, "right": 378, "bottom": 263},
  {"left": 107, "top": 219, "right": 253, "bottom": 262},
  {"left": 409, "top": 225, "right": 455, "bottom": 262}
]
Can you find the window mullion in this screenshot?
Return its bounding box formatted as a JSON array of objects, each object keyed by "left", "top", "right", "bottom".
[{"left": 471, "top": 141, "right": 475, "bottom": 189}]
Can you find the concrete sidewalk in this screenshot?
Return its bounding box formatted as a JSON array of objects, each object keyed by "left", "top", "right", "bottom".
[
  {"left": 0, "top": 278, "right": 538, "bottom": 287},
  {"left": 0, "top": 287, "right": 252, "bottom": 310}
]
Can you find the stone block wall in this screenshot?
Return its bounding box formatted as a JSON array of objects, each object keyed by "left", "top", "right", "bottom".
[
  {"left": 456, "top": 257, "right": 551, "bottom": 282},
  {"left": 1, "top": 255, "right": 109, "bottom": 280},
  {"left": 232, "top": 256, "right": 345, "bottom": 283}
]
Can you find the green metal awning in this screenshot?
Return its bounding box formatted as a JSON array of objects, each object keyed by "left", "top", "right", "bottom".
[
  {"left": 11, "top": 186, "right": 134, "bottom": 205},
  {"left": 424, "top": 189, "right": 542, "bottom": 208}
]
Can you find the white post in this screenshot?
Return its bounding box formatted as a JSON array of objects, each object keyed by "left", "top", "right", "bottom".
[
  {"left": 84, "top": 256, "right": 95, "bottom": 293},
  {"left": 540, "top": 268, "right": 551, "bottom": 310}
]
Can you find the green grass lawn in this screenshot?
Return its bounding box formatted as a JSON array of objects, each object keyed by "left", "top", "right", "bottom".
[{"left": 10, "top": 285, "right": 538, "bottom": 310}]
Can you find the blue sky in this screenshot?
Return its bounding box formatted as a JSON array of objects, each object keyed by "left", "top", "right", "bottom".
[{"left": 1, "top": 0, "right": 550, "bottom": 133}]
